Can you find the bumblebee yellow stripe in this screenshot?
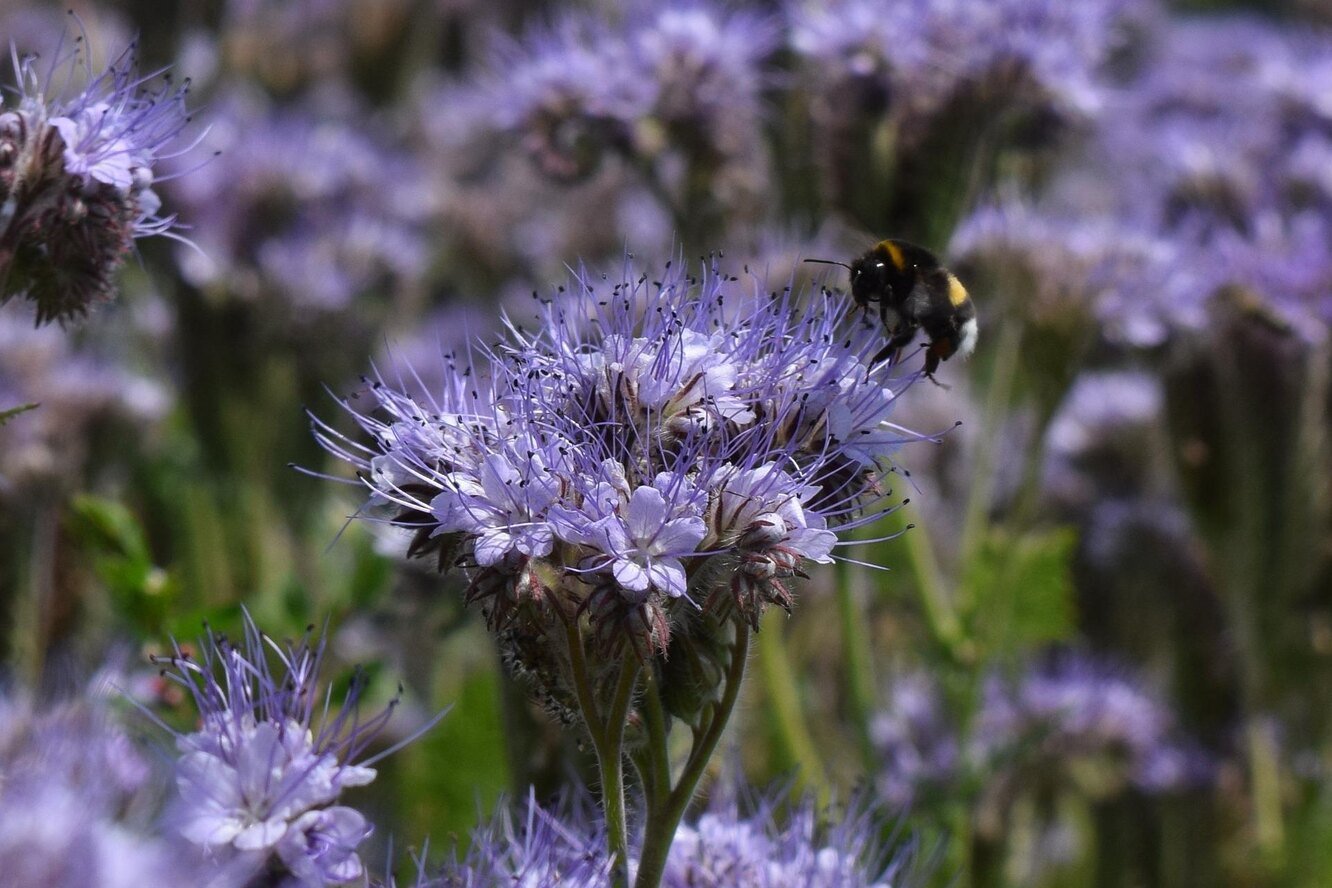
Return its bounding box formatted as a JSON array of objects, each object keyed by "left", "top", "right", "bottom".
[
  {"left": 946, "top": 272, "right": 969, "bottom": 307},
  {"left": 878, "top": 240, "right": 905, "bottom": 270}
]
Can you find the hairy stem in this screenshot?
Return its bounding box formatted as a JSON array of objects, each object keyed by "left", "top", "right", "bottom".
[
  {"left": 634, "top": 621, "right": 750, "bottom": 888},
  {"left": 600, "top": 657, "right": 641, "bottom": 888}
]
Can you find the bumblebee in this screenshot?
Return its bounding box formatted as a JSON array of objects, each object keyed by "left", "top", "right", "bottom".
[{"left": 811, "top": 239, "right": 978, "bottom": 379}]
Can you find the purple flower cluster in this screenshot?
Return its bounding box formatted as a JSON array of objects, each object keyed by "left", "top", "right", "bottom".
[
  {"left": 319, "top": 257, "right": 927, "bottom": 657},
  {"left": 168, "top": 90, "right": 433, "bottom": 314},
  {"left": 417, "top": 786, "right": 919, "bottom": 888},
  {"left": 952, "top": 15, "right": 1332, "bottom": 347},
  {"left": 0, "top": 679, "right": 214, "bottom": 887},
  {"left": 661, "top": 795, "right": 909, "bottom": 888},
  {"left": 0, "top": 302, "right": 168, "bottom": 498},
  {"left": 0, "top": 36, "right": 189, "bottom": 323},
  {"left": 477, "top": 1, "right": 776, "bottom": 233},
  {"left": 872, "top": 654, "right": 1203, "bottom": 809},
  {"left": 971, "top": 655, "right": 1204, "bottom": 795},
  {"left": 869, "top": 672, "right": 961, "bottom": 808},
  {"left": 789, "top": 0, "right": 1144, "bottom": 128},
  {"left": 150, "top": 614, "right": 404, "bottom": 886}
]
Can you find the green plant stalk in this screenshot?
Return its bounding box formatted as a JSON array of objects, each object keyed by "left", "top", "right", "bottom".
[
  {"left": 638, "top": 668, "right": 673, "bottom": 804},
  {"left": 835, "top": 556, "right": 878, "bottom": 769},
  {"left": 599, "top": 658, "right": 641, "bottom": 888},
  {"left": 755, "top": 611, "right": 830, "bottom": 801},
  {"left": 634, "top": 622, "right": 750, "bottom": 888},
  {"left": 958, "top": 317, "right": 1024, "bottom": 569},
  {"left": 889, "top": 503, "right": 969, "bottom": 663}
]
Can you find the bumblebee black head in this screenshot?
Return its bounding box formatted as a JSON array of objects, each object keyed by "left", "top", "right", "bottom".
[{"left": 848, "top": 239, "right": 942, "bottom": 308}]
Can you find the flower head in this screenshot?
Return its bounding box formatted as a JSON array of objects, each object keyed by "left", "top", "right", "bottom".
[
  {"left": 416, "top": 783, "right": 924, "bottom": 888},
  {"left": 316, "top": 256, "right": 931, "bottom": 660},
  {"left": 972, "top": 653, "right": 1207, "bottom": 796},
  {"left": 152, "top": 614, "right": 404, "bottom": 886},
  {"left": 0, "top": 676, "right": 217, "bottom": 887},
  {"left": 167, "top": 90, "right": 432, "bottom": 314},
  {"left": 0, "top": 35, "right": 190, "bottom": 323}
]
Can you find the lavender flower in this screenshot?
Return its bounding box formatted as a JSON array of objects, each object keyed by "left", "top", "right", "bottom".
[
  {"left": 869, "top": 671, "right": 961, "bottom": 808},
  {"left": 316, "top": 257, "right": 929, "bottom": 658},
  {"left": 479, "top": 3, "right": 776, "bottom": 238},
  {"left": 971, "top": 653, "right": 1203, "bottom": 796},
  {"left": 0, "top": 302, "right": 168, "bottom": 498},
  {"left": 788, "top": 0, "right": 1144, "bottom": 133},
  {"left": 0, "top": 678, "right": 223, "bottom": 887},
  {"left": 660, "top": 794, "right": 913, "bottom": 888},
  {"left": 952, "top": 17, "right": 1332, "bottom": 349},
  {"left": 418, "top": 785, "right": 922, "bottom": 888},
  {"left": 1040, "top": 370, "right": 1166, "bottom": 511},
  {"left": 168, "top": 89, "right": 432, "bottom": 314},
  {"left": 0, "top": 35, "right": 189, "bottom": 323},
  {"left": 150, "top": 614, "right": 408, "bottom": 886},
  {"left": 424, "top": 790, "right": 613, "bottom": 887}
]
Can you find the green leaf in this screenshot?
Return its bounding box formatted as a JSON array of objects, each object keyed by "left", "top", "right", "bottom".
[
  {"left": 67, "top": 494, "right": 177, "bottom": 634},
  {"left": 0, "top": 403, "right": 39, "bottom": 425},
  {"left": 962, "top": 526, "right": 1078, "bottom": 655}
]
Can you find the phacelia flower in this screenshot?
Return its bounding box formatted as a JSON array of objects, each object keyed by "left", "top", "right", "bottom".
[
  {"left": 168, "top": 89, "right": 433, "bottom": 314},
  {"left": 0, "top": 36, "right": 190, "bottom": 323},
  {"left": 417, "top": 784, "right": 924, "bottom": 888},
  {"left": 316, "top": 256, "right": 931, "bottom": 663},
  {"left": 869, "top": 671, "right": 962, "bottom": 808},
  {"left": 661, "top": 793, "right": 916, "bottom": 888},
  {"left": 0, "top": 301, "right": 168, "bottom": 499},
  {"left": 151, "top": 614, "right": 413, "bottom": 887},
  {"left": 0, "top": 677, "right": 216, "bottom": 887},
  {"left": 480, "top": 2, "right": 776, "bottom": 234},
  {"left": 971, "top": 653, "right": 1206, "bottom": 796}
]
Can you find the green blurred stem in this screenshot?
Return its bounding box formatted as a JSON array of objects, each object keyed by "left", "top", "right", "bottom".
[
  {"left": 1248, "top": 718, "right": 1285, "bottom": 859},
  {"left": 835, "top": 557, "right": 878, "bottom": 768},
  {"left": 635, "top": 622, "right": 750, "bottom": 888},
  {"left": 893, "top": 503, "right": 969, "bottom": 663},
  {"left": 756, "top": 611, "right": 830, "bottom": 802},
  {"left": 959, "top": 317, "right": 1024, "bottom": 569}
]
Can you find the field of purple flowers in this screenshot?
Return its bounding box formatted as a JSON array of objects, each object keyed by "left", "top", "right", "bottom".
[{"left": 2, "top": 0, "right": 1330, "bottom": 885}]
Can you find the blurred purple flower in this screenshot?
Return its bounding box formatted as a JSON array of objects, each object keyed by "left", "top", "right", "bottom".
[
  {"left": 0, "top": 302, "right": 168, "bottom": 498},
  {"left": 870, "top": 671, "right": 961, "bottom": 808},
  {"left": 789, "top": 0, "right": 1144, "bottom": 124},
  {"left": 0, "top": 679, "right": 224, "bottom": 887},
  {"left": 0, "top": 35, "right": 190, "bottom": 323},
  {"left": 168, "top": 90, "right": 433, "bottom": 313},
  {"left": 416, "top": 784, "right": 922, "bottom": 888},
  {"left": 1041, "top": 370, "right": 1166, "bottom": 511},
  {"left": 972, "top": 653, "right": 1206, "bottom": 795},
  {"left": 422, "top": 789, "right": 613, "bottom": 886}
]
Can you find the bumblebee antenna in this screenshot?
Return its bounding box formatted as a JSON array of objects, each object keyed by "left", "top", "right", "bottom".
[{"left": 803, "top": 258, "right": 853, "bottom": 270}]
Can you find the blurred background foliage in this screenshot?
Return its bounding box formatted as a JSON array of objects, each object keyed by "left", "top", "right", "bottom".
[{"left": 1, "top": 0, "right": 1330, "bottom": 884}]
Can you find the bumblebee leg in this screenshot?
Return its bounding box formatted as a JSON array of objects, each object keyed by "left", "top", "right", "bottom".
[
  {"left": 922, "top": 341, "right": 952, "bottom": 388},
  {"left": 871, "top": 343, "right": 900, "bottom": 366}
]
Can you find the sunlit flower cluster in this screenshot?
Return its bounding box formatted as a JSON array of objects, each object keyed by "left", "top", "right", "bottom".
[{"left": 319, "top": 258, "right": 928, "bottom": 656}]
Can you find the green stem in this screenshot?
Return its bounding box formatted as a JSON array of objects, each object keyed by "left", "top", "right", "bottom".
[
  {"left": 958, "top": 317, "right": 1023, "bottom": 568},
  {"left": 835, "top": 556, "right": 878, "bottom": 770},
  {"left": 599, "top": 657, "right": 641, "bottom": 888},
  {"left": 562, "top": 616, "right": 605, "bottom": 738},
  {"left": 755, "top": 611, "right": 830, "bottom": 801},
  {"left": 634, "top": 622, "right": 750, "bottom": 888},
  {"left": 639, "top": 668, "right": 673, "bottom": 804}
]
